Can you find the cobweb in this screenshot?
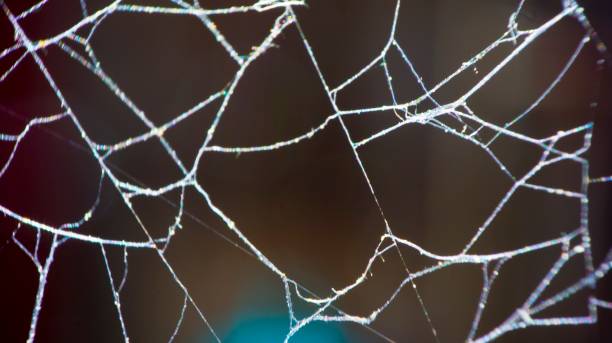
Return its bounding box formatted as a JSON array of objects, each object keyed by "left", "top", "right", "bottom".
[{"left": 0, "top": 0, "right": 611, "bottom": 342}]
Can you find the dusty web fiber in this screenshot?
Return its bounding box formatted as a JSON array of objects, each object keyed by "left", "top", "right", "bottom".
[{"left": 0, "top": 0, "right": 611, "bottom": 342}]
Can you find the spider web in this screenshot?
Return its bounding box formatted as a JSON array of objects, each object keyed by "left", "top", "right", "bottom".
[{"left": 0, "top": 0, "right": 611, "bottom": 342}]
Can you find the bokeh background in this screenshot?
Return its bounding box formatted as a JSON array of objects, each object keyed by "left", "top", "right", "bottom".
[{"left": 1, "top": 0, "right": 611, "bottom": 342}]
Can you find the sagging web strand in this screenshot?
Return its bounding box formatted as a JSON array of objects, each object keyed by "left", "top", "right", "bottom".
[{"left": 1, "top": 0, "right": 611, "bottom": 342}]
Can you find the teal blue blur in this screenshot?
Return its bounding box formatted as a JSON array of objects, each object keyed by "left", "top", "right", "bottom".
[{"left": 221, "top": 314, "right": 348, "bottom": 343}]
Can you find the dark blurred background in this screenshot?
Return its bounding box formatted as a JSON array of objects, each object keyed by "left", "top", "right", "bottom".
[{"left": 0, "top": 0, "right": 611, "bottom": 342}]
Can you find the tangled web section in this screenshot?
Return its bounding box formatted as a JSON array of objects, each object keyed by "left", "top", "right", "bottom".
[{"left": 1, "top": 0, "right": 611, "bottom": 342}]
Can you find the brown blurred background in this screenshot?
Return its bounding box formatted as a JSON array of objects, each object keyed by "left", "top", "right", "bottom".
[{"left": 0, "top": 0, "right": 611, "bottom": 342}]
